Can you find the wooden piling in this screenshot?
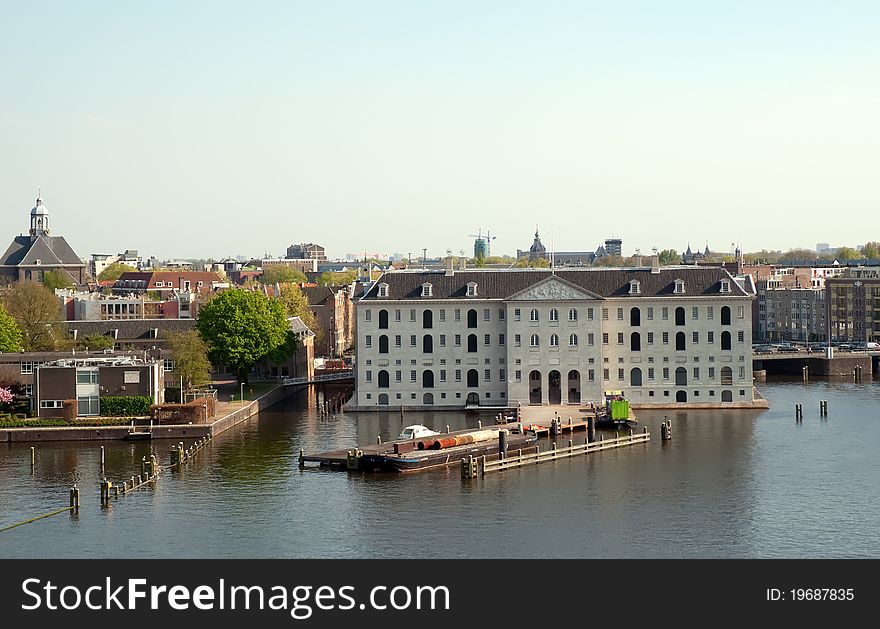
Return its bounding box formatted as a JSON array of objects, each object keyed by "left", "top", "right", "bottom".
[
  {"left": 100, "top": 445, "right": 105, "bottom": 468},
  {"left": 30, "top": 446, "right": 35, "bottom": 467},
  {"left": 498, "top": 429, "right": 509, "bottom": 460},
  {"left": 587, "top": 416, "right": 595, "bottom": 443},
  {"left": 298, "top": 448, "right": 305, "bottom": 469}
]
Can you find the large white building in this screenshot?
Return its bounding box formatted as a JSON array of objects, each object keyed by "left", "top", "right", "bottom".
[{"left": 350, "top": 261, "right": 761, "bottom": 410}]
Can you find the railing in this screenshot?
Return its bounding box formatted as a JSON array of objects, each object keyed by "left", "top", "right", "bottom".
[{"left": 281, "top": 370, "right": 354, "bottom": 386}]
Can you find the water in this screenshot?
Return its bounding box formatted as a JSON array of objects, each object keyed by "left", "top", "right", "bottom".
[{"left": 1, "top": 379, "right": 879, "bottom": 558}]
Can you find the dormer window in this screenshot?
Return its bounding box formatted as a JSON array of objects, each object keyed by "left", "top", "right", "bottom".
[
  {"left": 674, "top": 279, "right": 685, "bottom": 294},
  {"left": 629, "top": 280, "right": 641, "bottom": 295},
  {"left": 466, "top": 282, "right": 478, "bottom": 297},
  {"left": 720, "top": 280, "right": 731, "bottom": 293},
  {"left": 421, "top": 283, "right": 433, "bottom": 298},
  {"left": 377, "top": 283, "right": 389, "bottom": 298}
]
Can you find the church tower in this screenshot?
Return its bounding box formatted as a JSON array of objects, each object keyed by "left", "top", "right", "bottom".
[{"left": 29, "top": 192, "right": 50, "bottom": 239}]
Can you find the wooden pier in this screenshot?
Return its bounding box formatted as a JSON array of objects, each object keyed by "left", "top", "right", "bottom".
[{"left": 463, "top": 428, "right": 651, "bottom": 478}]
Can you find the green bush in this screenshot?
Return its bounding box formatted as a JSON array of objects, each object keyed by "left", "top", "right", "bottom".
[
  {"left": 0, "top": 417, "right": 135, "bottom": 428},
  {"left": 99, "top": 396, "right": 153, "bottom": 417}
]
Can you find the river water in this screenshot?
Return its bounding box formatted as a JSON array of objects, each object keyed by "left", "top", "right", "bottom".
[{"left": 1, "top": 379, "right": 879, "bottom": 558}]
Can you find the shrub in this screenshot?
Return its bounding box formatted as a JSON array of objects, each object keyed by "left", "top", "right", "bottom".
[{"left": 99, "top": 396, "right": 153, "bottom": 417}]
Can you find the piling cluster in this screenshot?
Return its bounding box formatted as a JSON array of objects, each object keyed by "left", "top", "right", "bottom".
[
  {"left": 661, "top": 418, "right": 673, "bottom": 441},
  {"left": 318, "top": 387, "right": 353, "bottom": 418},
  {"left": 796, "top": 401, "right": 829, "bottom": 422},
  {"left": 169, "top": 435, "right": 213, "bottom": 468},
  {"left": 100, "top": 454, "right": 160, "bottom": 504}
]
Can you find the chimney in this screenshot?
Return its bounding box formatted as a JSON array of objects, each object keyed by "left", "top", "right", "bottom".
[
  {"left": 445, "top": 257, "right": 454, "bottom": 277},
  {"left": 651, "top": 255, "right": 660, "bottom": 274},
  {"left": 459, "top": 257, "right": 467, "bottom": 270},
  {"left": 634, "top": 255, "right": 643, "bottom": 267}
]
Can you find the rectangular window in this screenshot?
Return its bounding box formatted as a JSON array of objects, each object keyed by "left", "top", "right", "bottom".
[
  {"left": 692, "top": 331, "right": 699, "bottom": 344},
  {"left": 602, "top": 333, "right": 609, "bottom": 345},
  {"left": 514, "top": 308, "right": 521, "bottom": 321},
  {"left": 587, "top": 308, "right": 594, "bottom": 320},
  {"left": 484, "top": 369, "right": 491, "bottom": 382},
  {"left": 617, "top": 332, "right": 624, "bottom": 344},
  {"left": 588, "top": 369, "right": 595, "bottom": 382},
  {"left": 515, "top": 370, "right": 522, "bottom": 382},
  {"left": 454, "top": 309, "right": 461, "bottom": 322},
  {"left": 646, "top": 307, "right": 654, "bottom": 320},
  {"left": 395, "top": 309, "right": 401, "bottom": 322},
  {"left": 663, "top": 367, "right": 670, "bottom": 380},
  {"left": 648, "top": 367, "right": 655, "bottom": 380},
  {"left": 514, "top": 334, "right": 521, "bottom": 347},
  {"left": 410, "top": 335, "right": 416, "bottom": 347},
  {"left": 708, "top": 367, "right": 715, "bottom": 379},
  {"left": 692, "top": 306, "right": 699, "bottom": 320},
  {"left": 410, "top": 371, "right": 417, "bottom": 383},
  {"left": 484, "top": 334, "right": 491, "bottom": 346},
  {"left": 588, "top": 333, "right": 594, "bottom": 346},
  {"left": 499, "top": 334, "right": 506, "bottom": 346},
  {"left": 439, "top": 335, "right": 446, "bottom": 347},
  {"left": 707, "top": 306, "right": 714, "bottom": 320},
  {"left": 738, "top": 331, "right": 745, "bottom": 342},
  {"left": 739, "top": 367, "right": 745, "bottom": 379},
  {"left": 738, "top": 306, "right": 745, "bottom": 318},
  {"left": 365, "top": 335, "right": 372, "bottom": 348},
  {"left": 662, "top": 332, "right": 669, "bottom": 344},
  {"left": 20, "top": 362, "right": 33, "bottom": 375},
  {"left": 439, "top": 309, "right": 445, "bottom": 322},
  {"left": 693, "top": 367, "right": 700, "bottom": 380},
  {"left": 365, "top": 371, "right": 372, "bottom": 383},
  {"left": 455, "top": 335, "right": 462, "bottom": 347},
  {"left": 499, "top": 309, "right": 505, "bottom": 321},
  {"left": 395, "top": 335, "right": 402, "bottom": 347},
  {"left": 76, "top": 370, "right": 98, "bottom": 385},
  {"left": 647, "top": 332, "right": 654, "bottom": 344},
  {"left": 455, "top": 370, "right": 461, "bottom": 382},
  {"left": 618, "top": 368, "right": 624, "bottom": 381},
  {"left": 662, "top": 307, "right": 668, "bottom": 320},
  {"left": 484, "top": 309, "right": 491, "bottom": 321},
  {"left": 410, "top": 309, "right": 416, "bottom": 322},
  {"left": 40, "top": 400, "right": 63, "bottom": 409},
  {"left": 364, "top": 310, "right": 371, "bottom": 322},
  {"left": 395, "top": 371, "right": 402, "bottom": 383},
  {"left": 440, "top": 370, "right": 446, "bottom": 382},
  {"left": 603, "top": 369, "right": 610, "bottom": 381},
  {"left": 77, "top": 396, "right": 100, "bottom": 416},
  {"left": 708, "top": 331, "right": 714, "bottom": 344},
  {"left": 617, "top": 308, "right": 624, "bottom": 320},
  {"left": 602, "top": 308, "right": 608, "bottom": 320},
  {"left": 499, "top": 369, "right": 506, "bottom": 381}
]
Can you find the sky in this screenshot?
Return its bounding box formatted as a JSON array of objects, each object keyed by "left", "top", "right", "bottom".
[{"left": 1, "top": 1, "right": 878, "bottom": 261}]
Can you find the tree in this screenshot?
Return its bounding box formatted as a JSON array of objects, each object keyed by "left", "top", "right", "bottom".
[
  {"left": 168, "top": 330, "right": 212, "bottom": 390},
  {"left": 97, "top": 262, "right": 138, "bottom": 282},
  {"left": 0, "top": 303, "right": 23, "bottom": 352},
  {"left": 196, "top": 289, "right": 293, "bottom": 384},
  {"left": 2, "top": 281, "right": 64, "bottom": 350},
  {"left": 514, "top": 257, "right": 551, "bottom": 268},
  {"left": 780, "top": 248, "right": 820, "bottom": 262},
  {"left": 277, "top": 283, "right": 322, "bottom": 349},
  {"left": 318, "top": 270, "right": 357, "bottom": 286},
  {"left": 260, "top": 265, "right": 307, "bottom": 285},
  {"left": 835, "top": 247, "right": 862, "bottom": 261},
  {"left": 42, "top": 270, "right": 74, "bottom": 291},
  {"left": 78, "top": 335, "right": 114, "bottom": 351},
  {"left": 658, "top": 249, "right": 679, "bottom": 265},
  {"left": 593, "top": 255, "right": 634, "bottom": 267},
  {"left": 861, "top": 241, "right": 880, "bottom": 259}
]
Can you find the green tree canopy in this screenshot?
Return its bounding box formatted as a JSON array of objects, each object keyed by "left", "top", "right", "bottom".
[
  {"left": 277, "top": 283, "right": 321, "bottom": 349},
  {"left": 77, "top": 335, "right": 115, "bottom": 351},
  {"left": 0, "top": 303, "right": 23, "bottom": 352},
  {"left": 657, "top": 249, "right": 679, "bottom": 265},
  {"left": 97, "top": 262, "right": 138, "bottom": 282},
  {"left": 835, "top": 247, "right": 862, "bottom": 261},
  {"left": 861, "top": 241, "right": 880, "bottom": 259},
  {"left": 42, "top": 270, "right": 75, "bottom": 291},
  {"left": 513, "top": 257, "right": 551, "bottom": 268},
  {"left": 2, "top": 281, "right": 64, "bottom": 350},
  {"left": 196, "top": 289, "right": 294, "bottom": 383},
  {"left": 592, "top": 255, "right": 634, "bottom": 267},
  {"left": 260, "top": 265, "right": 307, "bottom": 285},
  {"left": 318, "top": 270, "right": 357, "bottom": 286},
  {"left": 168, "top": 330, "right": 212, "bottom": 390}
]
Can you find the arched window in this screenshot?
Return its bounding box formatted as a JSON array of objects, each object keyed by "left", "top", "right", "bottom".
[
  {"left": 530, "top": 309, "right": 539, "bottom": 322},
  {"left": 630, "top": 307, "right": 640, "bottom": 326},
  {"left": 721, "top": 366, "right": 733, "bottom": 385},
  {"left": 423, "top": 335, "right": 433, "bottom": 353},
  {"left": 675, "top": 331, "right": 686, "bottom": 351},
  {"left": 379, "top": 335, "right": 389, "bottom": 354},
  {"left": 675, "top": 367, "right": 687, "bottom": 386},
  {"left": 721, "top": 306, "right": 731, "bottom": 325},
  {"left": 423, "top": 392, "right": 434, "bottom": 405},
  {"left": 569, "top": 308, "right": 578, "bottom": 321},
  {"left": 721, "top": 390, "right": 733, "bottom": 402},
  {"left": 530, "top": 334, "right": 540, "bottom": 347},
  {"left": 675, "top": 307, "right": 685, "bottom": 326},
  {"left": 549, "top": 334, "right": 559, "bottom": 347},
  {"left": 378, "top": 393, "right": 389, "bottom": 405},
  {"left": 422, "top": 370, "right": 434, "bottom": 388},
  {"left": 631, "top": 332, "right": 641, "bottom": 351},
  {"left": 676, "top": 390, "right": 688, "bottom": 402},
  {"left": 467, "top": 309, "right": 478, "bottom": 328},
  {"left": 721, "top": 331, "right": 731, "bottom": 350},
  {"left": 467, "top": 369, "right": 479, "bottom": 387},
  {"left": 378, "top": 309, "right": 389, "bottom": 329},
  {"left": 378, "top": 370, "right": 390, "bottom": 388},
  {"left": 630, "top": 368, "right": 643, "bottom": 386},
  {"left": 549, "top": 309, "right": 559, "bottom": 322},
  {"left": 569, "top": 334, "right": 578, "bottom": 347},
  {"left": 423, "top": 310, "right": 433, "bottom": 329},
  {"left": 467, "top": 334, "right": 477, "bottom": 352}
]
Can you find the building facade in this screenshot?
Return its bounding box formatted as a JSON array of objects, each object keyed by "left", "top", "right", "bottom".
[
  {"left": 286, "top": 243, "right": 327, "bottom": 262},
  {"left": 351, "top": 266, "right": 757, "bottom": 410},
  {"left": 826, "top": 267, "right": 880, "bottom": 344}
]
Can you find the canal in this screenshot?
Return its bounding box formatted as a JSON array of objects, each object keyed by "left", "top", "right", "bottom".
[{"left": 1, "top": 379, "right": 879, "bottom": 558}]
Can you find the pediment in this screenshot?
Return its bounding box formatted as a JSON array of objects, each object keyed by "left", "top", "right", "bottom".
[{"left": 507, "top": 276, "right": 602, "bottom": 301}]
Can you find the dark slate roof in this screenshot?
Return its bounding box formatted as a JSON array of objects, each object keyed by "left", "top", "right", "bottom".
[
  {"left": 0, "top": 235, "right": 84, "bottom": 267},
  {"left": 361, "top": 268, "right": 751, "bottom": 300},
  {"left": 302, "top": 285, "right": 334, "bottom": 306},
  {"left": 67, "top": 319, "right": 197, "bottom": 340}
]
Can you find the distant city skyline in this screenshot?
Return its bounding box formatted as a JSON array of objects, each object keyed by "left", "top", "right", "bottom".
[{"left": 2, "top": 2, "right": 878, "bottom": 259}]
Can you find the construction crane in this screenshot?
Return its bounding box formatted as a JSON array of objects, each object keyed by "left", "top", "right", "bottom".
[{"left": 469, "top": 229, "right": 497, "bottom": 258}]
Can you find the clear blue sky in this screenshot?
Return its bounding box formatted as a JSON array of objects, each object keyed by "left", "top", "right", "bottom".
[{"left": 2, "top": 1, "right": 878, "bottom": 260}]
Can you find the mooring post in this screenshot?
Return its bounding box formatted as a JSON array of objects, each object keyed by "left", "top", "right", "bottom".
[
  {"left": 100, "top": 445, "right": 105, "bottom": 469},
  {"left": 377, "top": 435, "right": 382, "bottom": 445},
  {"left": 498, "top": 429, "right": 508, "bottom": 460},
  {"left": 587, "top": 416, "right": 595, "bottom": 443},
  {"left": 446, "top": 425, "right": 450, "bottom": 434},
  {"left": 478, "top": 420, "right": 482, "bottom": 429},
  {"left": 30, "top": 446, "right": 35, "bottom": 467},
  {"left": 298, "top": 448, "right": 304, "bottom": 469}
]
